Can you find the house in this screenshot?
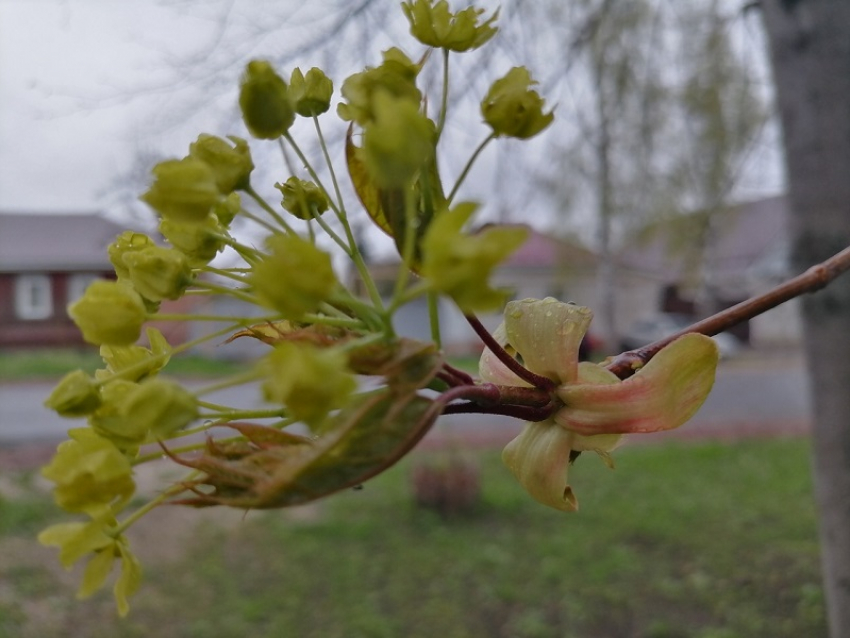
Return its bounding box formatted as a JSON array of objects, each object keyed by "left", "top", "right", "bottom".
[
  {"left": 0, "top": 212, "right": 195, "bottom": 349},
  {"left": 349, "top": 194, "right": 798, "bottom": 353}
]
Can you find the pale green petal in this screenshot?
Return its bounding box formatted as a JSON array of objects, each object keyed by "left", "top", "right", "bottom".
[
  {"left": 502, "top": 420, "right": 579, "bottom": 512},
  {"left": 555, "top": 333, "right": 719, "bottom": 435},
  {"left": 503, "top": 298, "right": 592, "bottom": 384}
]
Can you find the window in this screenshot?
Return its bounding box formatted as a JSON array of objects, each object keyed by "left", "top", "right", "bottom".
[
  {"left": 67, "top": 273, "right": 101, "bottom": 305},
  {"left": 14, "top": 274, "right": 53, "bottom": 320}
]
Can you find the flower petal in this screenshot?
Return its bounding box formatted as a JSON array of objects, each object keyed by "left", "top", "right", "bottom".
[
  {"left": 503, "top": 298, "right": 592, "bottom": 384},
  {"left": 478, "top": 323, "right": 529, "bottom": 387},
  {"left": 502, "top": 420, "right": 579, "bottom": 512},
  {"left": 555, "top": 333, "right": 719, "bottom": 435}
]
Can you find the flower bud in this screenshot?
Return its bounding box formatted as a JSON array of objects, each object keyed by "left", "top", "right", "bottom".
[
  {"left": 481, "top": 67, "right": 554, "bottom": 139},
  {"left": 214, "top": 192, "right": 241, "bottom": 227},
  {"left": 41, "top": 431, "right": 135, "bottom": 515},
  {"left": 140, "top": 157, "right": 222, "bottom": 224},
  {"left": 363, "top": 90, "right": 435, "bottom": 187},
  {"left": 290, "top": 67, "right": 334, "bottom": 117},
  {"left": 44, "top": 370, "right": 102, "bottom": 417},
  {"left": 98, "top": 327, "right": 171, "bottom": 383},
  {"left": 250, "top": 233, "right": 337, "bottom": 319},
  {"left": 160, "top": 214, "right": 225, "bottom": 266},
  {"left": 239, "top": 60, "right": 295, "bottom": 139},
  {"left": 275, "top": 177, "right": 330, "bottom": 219},
  {"left": 68, "top": 281, "right": 147, "bottom": 346},
  {"left": 108, "top": 231, "right": 156, "bottom": 280},
  {"left": 261, "top": 342, "right": 356, "bottom": 427},
  {"left": 337, "top": 48, "right": 422, "bottom": 126},
  {"left": 121, "top": 246, "right": 194, "bottom": 301},
  {"left": 402, "top": 0, "right": 499, "bottom": 52},
  {"left": 188, "top": 134, "right": 254, "bottom": 193},
  {"left": 121, "top": 378, "right": 198, "bottom": 439},
  {"left": 89, "top": 380, "right": 142, "bottom": 446}
]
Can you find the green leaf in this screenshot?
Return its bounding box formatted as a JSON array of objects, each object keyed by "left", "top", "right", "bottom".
[{"left": 115, "top": 541, "right": 142, "bottom": 618}]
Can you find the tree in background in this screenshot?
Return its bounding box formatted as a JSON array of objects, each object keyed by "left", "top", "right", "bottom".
[{"left": 761, "top": 2, "right": 850, "bottom": 634}]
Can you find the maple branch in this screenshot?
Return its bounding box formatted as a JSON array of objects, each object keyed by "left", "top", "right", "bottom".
[{"left": 607, "top": 244, "right": 850, "bottom": 379}]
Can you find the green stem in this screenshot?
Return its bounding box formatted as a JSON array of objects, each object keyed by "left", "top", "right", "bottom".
[
  {"left": 194, "top": 369, "right": 264, "bottom": 397},
  {"left": 244, "top": 184, "right": 296, "bottom": 234},
  {"left": 192, "top": 280, "right": 257, "bottom": 305},
  {"left": 312, "top": 115, "right": 347, "bottom": 218},
  {"left": 428, "top": 291, "right": 442, "bottom": 348},
  {"left": 113, "top": 481, "right": 193, "bottom": 535},
  {"left": 310, "top": 206, "right": 352, "bottom": 255},
  {"left": 281, "top": 134, "right": 343, "bottom": 218},
  {"left": 201, "top": 266, "right": 247, "bottom": 284},
  {"left": 391, "top": 188, "right": 417, "bottom": 307},
  {"left": 238, "top": 207, "right": 280, "bottom": 234},
  {"left": 435, "top": 49, "right": 450, "bottom": 140},
  {"left": 448, "top": 133, "right": 496, "bottom": 203},
  {"left": 153, "top": 313, "right": 278, "bottom": 323}
]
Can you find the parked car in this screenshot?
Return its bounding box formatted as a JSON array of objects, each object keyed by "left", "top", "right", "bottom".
[{"left": 620, "top": 313, "right": 742, "bottom": 358}]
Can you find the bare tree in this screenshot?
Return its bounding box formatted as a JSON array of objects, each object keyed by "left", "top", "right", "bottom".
[{"left": 761, "top": 1, "right": 850, "bottom": 635}]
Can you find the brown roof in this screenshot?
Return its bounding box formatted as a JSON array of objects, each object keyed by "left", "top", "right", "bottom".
[{"left": 0, "top": 212, "right": 128, "bottom": 272}]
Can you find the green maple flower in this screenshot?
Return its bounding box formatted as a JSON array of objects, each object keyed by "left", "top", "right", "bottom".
[
  {"left": 290, "top": 67, "right": 334, "bottom": 117},
  {"left": 481, "top": 67, "right": 554, "bottom": 139},
  {"left": 39, "top": 516, "right": 141, "bottom": 617},
  {"left": 239, "top": 60, "right": 296, "bottom": 139},
  {"left": 337, "top": 48, "right": 422, "bottom": 125},
  {"left": 68, "top": 281, "right": 147, "bottom": 346},
  {"left": 402, "top": 0, "right": 499, "bottom": 52},
  {"left": 41, "top": 430, "right": 135, "bottom": 515},
  {"left": 160, "top": 213, "right": 226, "bottom": 266},
  {"left": 97, "top": 327, "right": 171, "bottom": 383},
  {"left": 480, "top": 298, "right": 719, "bottom": 511},
  {"left": 108, "top": 231, "right": 156, "bottom": 280},
  {"left": 188, "top": 134, "right": 254, "bottom": 193},
  {"left": 44, "top": 370, "right": 102, "bottom": 417},
  {"left": 140, "top": 157, "right": 222, "bottom": 224},
  {"left": 276, "top": 177, "right": 330, "bottom": 219},
  {"left": 121, "top": 245, "right": 194, "bottom": 302},
  {"left": 261, "top": 342, "right": 357, "bottom": 427},
  {"left": 250, "top": 233, "right": 337, "bottom": 320},
  {"left": 421, "top": 202, "right": 528, "bottom": 312},
  {"left": 363, "top": 90, "right": 435, "bottom": 187}
]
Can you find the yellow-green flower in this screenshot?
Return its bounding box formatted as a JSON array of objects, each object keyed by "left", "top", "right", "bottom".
[
  {"left": 44, "top": 370, "right": 101, "bottom": 417},
  {"left": 239, "top": 60, "right": 295, "bottom": 139},
  {"left": 97, "top": 327, "right": 171, "bottom": 383},
  {"left": 68, "top": 281, "right": 147, "bottom": 346},
  {"left": 480, "top": 298, "right": 719, "bottom": 511},
  {"left": 250, "top": 233, "right": 337, "bottom": 320},
  {"left": 363, "top": 90, "right": 435, "bottom": 187},
  {"left": 261, "top": 342, "right": 356, "bottom": 427},
  {"left": 41, "top": 430, "right": 135, "bottom": 515},
  {"left": 402, "top": 0, "right": 499, "bottom": 52},
  {"left": 140, "top": 157, "right": 222, "bottom": 224},
  {"left": 188, "top": 134, "right": 254, "bottom": 193},
  {"left": 337, "top": 48, "right": 422, "bottom": 126},
  {"left": 276, "top": 177, "right": 330, "bottom": 219},
  {"left": 121, "top": 245, "right": 194, "bottom": 302},
  {"left": 108, "top": 231, "right": 156, "bottom": 280},
  {"left": 160, "top": 213, "right": 226, "bottom": 266},
  {"left": 421, "top": 202, "right": 528, "bottom": 312},
  {"left": 481, "top": 66, "right": 554, "bottom": 139},
  {"left": 290, "top": 67, "right": 334, "bottom": 117}
]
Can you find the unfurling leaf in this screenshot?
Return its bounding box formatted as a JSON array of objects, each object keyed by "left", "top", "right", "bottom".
[{"left": 168, "top": 341, "right": 443, "bottom": 509}]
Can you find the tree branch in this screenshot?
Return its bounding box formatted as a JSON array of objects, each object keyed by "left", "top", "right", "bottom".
[{"left": 606, "top": 244, "right": 850, "bottom": 379}]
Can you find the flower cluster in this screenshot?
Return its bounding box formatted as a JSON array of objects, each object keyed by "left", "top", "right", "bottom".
[{"left": 40, "top": 0, "right": 718, "bottom": 617}]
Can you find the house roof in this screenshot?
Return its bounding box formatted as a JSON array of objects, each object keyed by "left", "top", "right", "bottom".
[
  {"left": 618, "top": 195, "right": 789, "bottom": 283},
  {"left": 0, "top": 212, "right": 128, "bottom": 272}
]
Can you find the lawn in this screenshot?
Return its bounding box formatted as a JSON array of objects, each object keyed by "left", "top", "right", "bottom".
[{"left": 0, "top": 438, "right": 825, "bottom": 638}]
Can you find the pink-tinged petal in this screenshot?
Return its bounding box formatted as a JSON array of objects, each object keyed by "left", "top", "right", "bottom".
[
  {"left": 503, "top": 298, "right": 592, "bottom": 384},
  {"left": 554, "top": 333, "right": 719, "bottom": 436},
  {"left": 478, "top": 323, "right": 530, "bottom": 387},
  {"left": 502, "top": 420, "right": 579, "bottom": 512},
  {"left": 570, "top": 362, "right": 623, "bottom": 452}
]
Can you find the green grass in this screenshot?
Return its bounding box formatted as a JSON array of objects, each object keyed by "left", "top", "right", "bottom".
[
  {"left": 2, "top": 438, "right": 826, "bottom": 637},
  {"left": 0, "top": 348, "right": 248, "bottom": 381}
]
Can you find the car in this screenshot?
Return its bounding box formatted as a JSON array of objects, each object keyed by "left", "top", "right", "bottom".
[{"left": 620, "top": 313, "right": 742, "bottom": 358}]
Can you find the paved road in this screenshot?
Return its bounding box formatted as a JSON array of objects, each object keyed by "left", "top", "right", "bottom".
[{"left": 0, "top": 350, "right": 812, "bottom": 447}]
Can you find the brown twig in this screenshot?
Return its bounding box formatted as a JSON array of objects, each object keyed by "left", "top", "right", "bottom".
[
  {"left": 463, "top": 313, "right": 556, "bottom": 390},
  {"left": 606, "top": 245, "right": 850, "bottom": 379}
]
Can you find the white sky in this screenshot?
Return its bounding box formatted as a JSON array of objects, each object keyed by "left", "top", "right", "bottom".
[{"left": 0, "top": 0, "right": 784, "bottom": 233}]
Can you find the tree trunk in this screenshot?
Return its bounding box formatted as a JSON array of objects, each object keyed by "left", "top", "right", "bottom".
[{"left": 761, "top": 2, "right": 850, "bottom": 635}]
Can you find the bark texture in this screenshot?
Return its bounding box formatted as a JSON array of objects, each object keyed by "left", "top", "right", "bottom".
[{"left": 761, "top": 1, "right": 850, "bottom": 634}]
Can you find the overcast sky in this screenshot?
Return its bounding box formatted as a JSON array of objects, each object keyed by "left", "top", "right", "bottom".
[{"left": 0, "top": 0, "right": 784, "bottom": 233}]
